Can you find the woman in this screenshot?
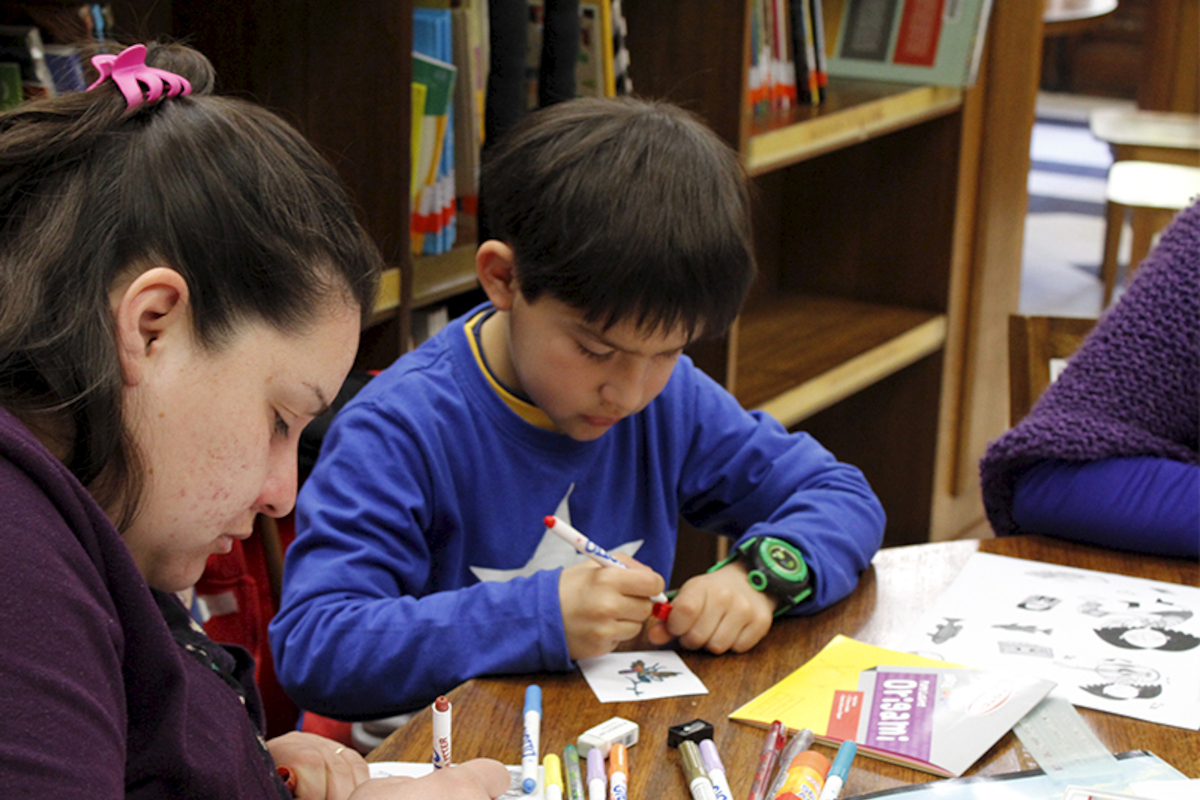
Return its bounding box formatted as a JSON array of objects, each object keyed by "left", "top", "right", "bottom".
[{"left": 0, "top": 41, "right": 506, "bottom": 799}]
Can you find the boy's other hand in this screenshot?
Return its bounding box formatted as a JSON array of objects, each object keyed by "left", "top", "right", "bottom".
[
  {"left": 351, "top": 760, "right": 510, "bottom": 799},
  {"left": 645, "top": 562, "right": 774, "bottom": 654},
  {"left": 559, "top": 554, "right": 666, "bottom": 661}
]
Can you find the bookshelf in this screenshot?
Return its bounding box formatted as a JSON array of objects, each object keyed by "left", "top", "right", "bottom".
[
  {"left": 623, "top": 0, "right": 1044, "bottom": 546},
  {"left": 1, "top": 0, "right": 1043, "bottom": 549}
]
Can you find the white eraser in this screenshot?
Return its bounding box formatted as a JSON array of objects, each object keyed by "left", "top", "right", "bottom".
[{"left": 577, "top": 717, "right": 639, "bottom": 757}]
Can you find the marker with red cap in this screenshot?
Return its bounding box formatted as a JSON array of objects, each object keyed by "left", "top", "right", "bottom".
[
  {"left": 431, "top": 695, "right": 452, "bottom": 769},
  {"left": 544, "top": 515, "right": 672, "bottom": 620}
]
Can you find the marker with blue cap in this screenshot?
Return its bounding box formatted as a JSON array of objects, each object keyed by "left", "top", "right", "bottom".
[
  {"left": 816, "top": 740, "right": 857, "bottom": 800},
  {"left": 522, "top": 685, "right": 542, "bottom": 794}
]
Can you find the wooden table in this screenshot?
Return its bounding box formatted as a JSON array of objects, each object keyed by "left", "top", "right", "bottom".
[
  {"left": 1043, "top": 0, "right": 1119, "bottom": 35},
  {"left": 369, "top": 537, "right": 1200, "bottom": 795}
]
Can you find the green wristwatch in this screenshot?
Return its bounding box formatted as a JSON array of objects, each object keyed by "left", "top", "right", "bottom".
[{"left": 708, "top": 536, "right": 813, "bottom": 616}]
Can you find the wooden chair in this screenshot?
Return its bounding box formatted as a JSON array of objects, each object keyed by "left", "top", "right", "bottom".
[
  {"left": 1008, "top": 314, "right": 1097, "bottom": 426},
  {"left": 1088, "top": 109, "right": 1200, "bottom": 306}
]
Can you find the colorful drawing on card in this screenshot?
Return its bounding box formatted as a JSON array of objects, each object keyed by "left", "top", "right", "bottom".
[{"left": 577, "top": 650, "right": 708, "bottom": 703}]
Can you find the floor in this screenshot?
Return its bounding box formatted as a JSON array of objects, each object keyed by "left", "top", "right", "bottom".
[{"left": 1019, "top": 91, "right": 1139, "bottom": 318}]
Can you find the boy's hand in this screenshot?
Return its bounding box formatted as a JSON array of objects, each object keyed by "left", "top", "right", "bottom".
[
  {"left": 645, "top": 561, "right": 775, "bottom": 654},
  {"left": 559, "top": 554, "right": 667, "bottom": 661}
]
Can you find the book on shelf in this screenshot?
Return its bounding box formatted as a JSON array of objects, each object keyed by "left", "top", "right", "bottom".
[
  {"left": 451, "top": 2, "right": 487, "bottom": 217},
  {"left": 748, "top": 0, "right": 770, "bottom": 114},
  {"left": 809, "top": 0, "right": 829, "bottom": 100},
  {"left": 610, "top": 0, "right": 632, "bottom": 96},
  {"left": 576, "top": 3, "right": 606, "bottom": 98},
  {"left": 729, "top": 635, "right": 1056, "bottom": 778},
  {"left": 413, "top": 7, "right": 458, "bottom": 257},
  {"left": 43, "top": 43, "right": 86, "bottom": 93},
  {"left": 789, "top": 0, "right": 820, "bottom": 105},
  {"left": 769, "top": 0, "right": 797, "bottom": 110},
  {"left": 825, "top": 0, "right": 994, "bottom": 87},
  {"left": 0, "top": 62, "right": 21, "bottom": 110},
  {"left": 410, "top": 81, "right": 428, "bottom": 202},
  {"left": 0, "top": 24, "right": 57, "bottom": 101},
  {"left": 597, "top": 0, "right": 616, "bottom": 97},
  {"left": 527, "top": 0, "right": 614, "bottom": 103}
]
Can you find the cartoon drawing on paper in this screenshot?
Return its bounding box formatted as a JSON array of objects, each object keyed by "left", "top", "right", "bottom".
[
  {"left": 1017, "top": 595, "right": 1060, "bottom": 611},
  {"left": 994, "top": 623, "right": 1053, "bottom": 634},
  {"left": 900, "top": 552, "right": 1200, "bottom": 729},
  {"left": 619, "top": 659, "right": 681, "bottom": 697},
  {"left": 929, "top": 618, "right": 962, "bottom": 644},
  {"left": 1093, "top": 624, "right": 1200, "bottom": 652},
  {"left": 997, "top": 640, "right": 1053, "bottom": 658}
]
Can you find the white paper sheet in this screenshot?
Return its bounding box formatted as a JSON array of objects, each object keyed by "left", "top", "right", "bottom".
[
  {"left": 577, "top": 649, "right": 708, "bottom": 703},
  {"left": 899, "top": 553, "right": 1200, "bottom": 729}
]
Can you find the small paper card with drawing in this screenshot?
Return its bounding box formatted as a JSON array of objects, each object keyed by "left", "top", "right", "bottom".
[{"left": 578, "top": 650, "right": 708, "bottom": 703}]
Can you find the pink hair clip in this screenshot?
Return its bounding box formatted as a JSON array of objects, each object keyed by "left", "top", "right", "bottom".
[{"left": 86, "top": 43, "right": 191, "bottom": 110}]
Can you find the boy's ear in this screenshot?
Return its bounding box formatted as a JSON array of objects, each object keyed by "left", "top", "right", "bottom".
[
  {"left": 113, "top": 266, "right": 191, "bottom": 386},
  {"left": 476, "top": 239, "right": 520, "bottom": 311}
]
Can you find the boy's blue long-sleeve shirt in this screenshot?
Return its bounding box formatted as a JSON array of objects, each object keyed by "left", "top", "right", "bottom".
[{"left": 270, "top": 306, "right": 885, "bottom": 719}]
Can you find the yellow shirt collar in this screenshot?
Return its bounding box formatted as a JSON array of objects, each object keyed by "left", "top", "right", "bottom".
[{"left": 464, "top": 311, "right": 557, "bottom": 430}]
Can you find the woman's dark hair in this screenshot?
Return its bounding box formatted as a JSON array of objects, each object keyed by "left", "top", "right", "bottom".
[
  {"left": 480, "top": 96, "right": 756, "bottom": 341},
  {"left": 0, "top": 42, "right": 382, "bottom": 529}
]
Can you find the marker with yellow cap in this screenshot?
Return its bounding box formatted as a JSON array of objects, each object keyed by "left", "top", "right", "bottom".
[{"left": 544, "top": 753, "right": 564, "bottom": 800}]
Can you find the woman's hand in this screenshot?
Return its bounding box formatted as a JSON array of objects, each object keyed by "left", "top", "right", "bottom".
[
  {"left": 269, "top": 733, "right": 509, "bottom": 800},
  {"left": 267, "top": 731, "right": 367, "bottom": 800},
  {"left": 349, "top": 760, "right": 510, "bottom": 800}
]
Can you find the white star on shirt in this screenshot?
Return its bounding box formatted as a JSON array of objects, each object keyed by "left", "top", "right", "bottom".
[{"left": 469, "top": 485, "right": 644, "bottom": 582}]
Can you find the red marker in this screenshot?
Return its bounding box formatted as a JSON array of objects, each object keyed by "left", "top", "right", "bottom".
[
  {"left": 544, "top": 515, "right": 672, "bottom": 620},
  {"left": 746, "top": 720, "right": 785, "bottom": 800}
]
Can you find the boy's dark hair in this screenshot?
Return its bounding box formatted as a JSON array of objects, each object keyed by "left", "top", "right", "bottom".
[
  {"left": 0, "top": 41, "right": 382, "bottom": 529},
  {"left": 480, "top": 97, "right": 755, "bottom": 340}
]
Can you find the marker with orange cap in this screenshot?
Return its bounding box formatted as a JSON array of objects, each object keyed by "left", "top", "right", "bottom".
[
  {"left": 771, "top": 750, "right": 830, "bottom": 800},
  {"left": 608, "top": 743, "right": 629, "bottom": 800},
  {"left": 544, "top": 515, "right": 672, "bottom": 620}
]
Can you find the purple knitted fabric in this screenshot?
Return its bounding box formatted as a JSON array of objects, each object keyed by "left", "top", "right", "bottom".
[{"left": 980, "top": 200, "right": 1200, "bottom": 536}]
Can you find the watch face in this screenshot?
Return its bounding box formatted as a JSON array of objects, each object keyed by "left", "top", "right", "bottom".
[{"left": 760, "top": 538, "right": 808, "bottom": 582}]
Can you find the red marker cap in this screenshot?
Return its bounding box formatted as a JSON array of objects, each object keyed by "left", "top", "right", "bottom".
[{"left": 652, "top": 601, "right": 672, "bottom": 620}]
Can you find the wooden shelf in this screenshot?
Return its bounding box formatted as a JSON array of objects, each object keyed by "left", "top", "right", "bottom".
[
  {"left": 412, "top": 244, "right": 478, "bottom": 309},
  {"left": 744, "top": 81, "right": 962, "bottom": 176},
  {"left": 734, "top": 295, "right": 947, "bottom": 427}
]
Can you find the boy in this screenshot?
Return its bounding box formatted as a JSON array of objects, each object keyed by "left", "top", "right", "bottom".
[{"left": 270, "top": 98, "right": 885, "bottom": 720}]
